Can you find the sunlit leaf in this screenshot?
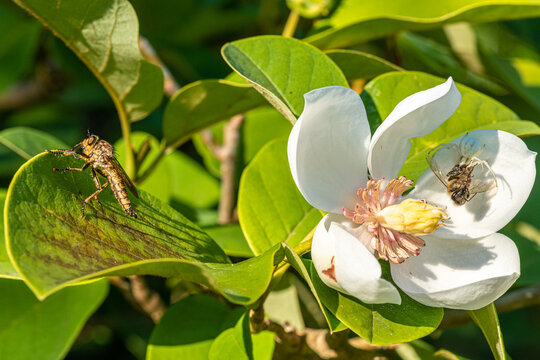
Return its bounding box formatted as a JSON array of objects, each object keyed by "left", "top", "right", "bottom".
[
  {"left": 238, "top": 139, "right": 322, "bottom": 255},
  {"left": 0, "top": 189, "right": 19, "bottom": 279},
  {"left": 222, "top": 35, "right": 348, "bottom": 123},
  {"left": 13, "top": 0, "right": 163, "bottom": 122},
  {"left": 326, "top": 49, "right": 403, "bottom": 80},
  {"left": 5, "top": 153, "right": 284, "bottom": 304},
  {"left": 0, "top": 279, "right": 108, "bottom": 360},
  {"left": 307, "top": 0, "right": 540, "bottom": 49},
  {"left": 204, "top": 224, "right": 254, "bottom": 258},
  {"left": 264, "top": 272, "right": 304, "bottom": 329}
]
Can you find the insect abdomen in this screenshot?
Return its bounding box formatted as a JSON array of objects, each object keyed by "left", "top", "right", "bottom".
[{"left": 108, "top": 171, "right": 137, "bottom": 218}]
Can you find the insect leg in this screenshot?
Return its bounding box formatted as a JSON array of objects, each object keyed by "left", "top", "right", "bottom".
[
  {"left": 53, "top": 161, "right": 91, "bottom": 173},
  {"left": 81, "top": 181, "right": 110, "bottom": 219},
  {"left": 46, "top": 149, "right": 88, "bottom": 161},
  {"left": 90, "top": 168, "right": 103, "bottom": 205}
]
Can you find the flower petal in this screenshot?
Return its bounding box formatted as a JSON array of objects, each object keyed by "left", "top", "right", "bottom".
[
  {"left": 411, "top": 130, "right": 536, "bottom": 239},
  {"left": 390, "top": 233, "right": 519, "bottom": 310},
  {"left": 312, "top": 214, "right": 401, "bottom": 304},
  {"left": 368, "top": 77, "right": 461, "bottom": 180},
  {"left": 288, "top": 86, "right": 371, "bottom": 213}
]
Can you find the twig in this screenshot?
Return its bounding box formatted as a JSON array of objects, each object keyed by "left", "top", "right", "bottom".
[
  {"left": 282, "top": 10, "right": 300, "bottom": 38},
  {"left": 439, "top": 283, "right": 540, "bottom": 329},
  {"left": 109, "top": 276, "right": 167, "bottom": 323},
  {"left": 139, "top": 36, "right": 180, "bottom": 97},
  {"left": 249, "top": 307, "right": 397, "bottom": 359},
  {"left": 0, "top": 61, "right": 66, "bottom": 112}
]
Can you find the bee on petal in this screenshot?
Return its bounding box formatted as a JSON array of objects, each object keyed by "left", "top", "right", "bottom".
[
  {"left": 46, "top": 133, "right": 138, "bottom": 218},
  {"left": 426, "top": 134, "right": 498, "bottom": 206}
]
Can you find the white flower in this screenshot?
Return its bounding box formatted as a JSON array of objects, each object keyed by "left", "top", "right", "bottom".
[{"left": 287, "top": 78, "right": 536, "bottom": 310}]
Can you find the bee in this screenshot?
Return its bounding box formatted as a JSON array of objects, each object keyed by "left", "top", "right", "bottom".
[
  {"left": 46, "top": 133, "right": 138, "bottom": 218},
  {"left": 426, "top": 134, "right": 497, "bottom": 206}
]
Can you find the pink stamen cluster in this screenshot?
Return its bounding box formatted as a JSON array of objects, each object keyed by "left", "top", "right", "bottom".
[{"left": 343, "top": 177, "right": 426, "bottom": 264}]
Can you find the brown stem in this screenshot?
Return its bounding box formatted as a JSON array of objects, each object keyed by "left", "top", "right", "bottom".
[
  {"left": 109, "top": 276, "right": 167, "bottom": 323},
  {"left": 217, "top": 114, "right": 244, "bottom": 224},
  {"left": 139, "top": 36, "right": 180, "bottom": 97},
  {"left": 439, "top": 283, "right": 540, "bottom": 329}
]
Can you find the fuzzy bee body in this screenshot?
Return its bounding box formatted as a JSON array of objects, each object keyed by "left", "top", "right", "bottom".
[
  {"left": 47, "top": 134, "right": 138, "bottom": 218},
  {"left": 426, "top": 134, "right": 498, "bottom": 206}
]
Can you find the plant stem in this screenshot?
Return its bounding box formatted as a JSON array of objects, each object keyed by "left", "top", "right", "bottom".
[
  {"left": 282, "top": 10, "right": 300, "bottom": 38},
  {"left": 119, "top": 112, "right": 136, "bottom": 179},
  {"left": 134, "top": 141, "right": 169, "bottom": 184}
]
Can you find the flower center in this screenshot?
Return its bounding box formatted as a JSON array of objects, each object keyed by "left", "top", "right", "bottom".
[{"left": 343, "top": 177, "right": 448, "bottom": 264}]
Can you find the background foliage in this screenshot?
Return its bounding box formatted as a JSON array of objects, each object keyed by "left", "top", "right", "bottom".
[{"left": 1, "top": 0, "right": 540, "bottom": 359}]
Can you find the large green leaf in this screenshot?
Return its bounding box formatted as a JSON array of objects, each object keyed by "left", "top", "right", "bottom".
[
  {"left": 147, "top": 295, "right": 231, "bottom": 360},
  {"left": 326, "top": 49, "right": 403, "bottom": 80},
  {"left": 163, "top": 79, "right": 266, "bottom": 149},
  {"left": 5, "top": 153, "right": 285, "bottom": 304},
  {"left": 204, "top": 224, "right": 254, "bottom": 258},
  {"left": 0, "top": 189, "right": 18, "bottom": 279},
  {"left": 0, "top": 3, "right": 41, "bottom": 93},
  {"left": 0, "top": 279, "right": 108, "bottom": 360},
  {"left": 13, "top": 0, "right": 163, "bottom": 122},
  {"left": 238, "top": 139, "right": 322, "bottom": 255},
  {"left": 307, "top": 0, "right": 540, "bottom": 49},
  {"left": 222, "top": 35, "right": 348, "bottom": 124},
  {"left": 468, "top": 303, "right": 509, "bottom": 360},
  {"left": 396, "top": 32, "right": 507, "bottom": 95},
  {"left": 475, "top": 23, "right": 540, "bottom": 117},
  {"left": 363, "top": 72, "right": 540, "bottom": 181},
  {"left": 309, "top": 261, "right": 443, "bottom": 345}
]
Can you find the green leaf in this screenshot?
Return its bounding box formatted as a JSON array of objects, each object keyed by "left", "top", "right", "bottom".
[
  {"left": 238, "top": 139, "right": 322, "bottom": 255},
  {"left": 204, "top": 224, "right": 254, "bottom": 258},
  {"left": 307, "top": 0, "right": 540, "bottom": 49},
  {"left": 0, "top": 279, "right": 108, "bottom": 360},
  {"left": 468, "top": 303, "right": 509, "bottom": 360},
  {"left": 13, "top": 0, "right": 163, "bottom": 122},
  {"left": 264, "top": 272, "right": 304, "bottom": 329},
  {"left": 147, "top": 295, "right": 231, "bottom": 360},
  {"left": 222, "top": 35, "right": 348, "bottom": 123},
  {"left": 208, "top": 311, "right": 275, "bottom": 360},
  {"left": 326, "top": 49, "right": 403, "bottom": 80},
  {"left": 0, "top": 127, "right": 68, "bottom": 176},
  {"left": 363, "top": 71, "right": 540, "bottom": 181},
  {"left": 476, "top": 23, "right": 540, "bottom": 117},
  {"left": 163, "top": 79, "right": 266, "bottom": 149},
  {"left": 0, "top": 3, "right": 41, "bottom": 93},
  {"left": 242, "top": 107, "right": 292, "bottom": 163},
  {"left": 282, "top": 244, "right": 344, "bottom": 332},
  {"left": 309, "top": 261, "right": 443, "bottom": 345},
  {"left": 395, "top": 32, "right": 507, "bottom": 96},
  {"left": 0, "top": 189, "right": 19, "bottom": 279},
  {"left": 6, "top": 153, "right": 284, "bottom": 303}
]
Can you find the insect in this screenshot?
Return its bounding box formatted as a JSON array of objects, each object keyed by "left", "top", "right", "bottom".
[
  {"left": 426, "top": 134, "right": 497, "bottom": 206},
  {"left": 46, "top": 133, "right": 139, "bottom": 218}
]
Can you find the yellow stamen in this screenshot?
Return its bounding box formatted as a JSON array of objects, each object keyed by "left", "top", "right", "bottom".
[{"left": 376, "top": 199, "right": 448, "bottom": 236}]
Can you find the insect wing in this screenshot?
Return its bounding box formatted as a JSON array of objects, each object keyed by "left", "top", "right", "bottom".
[
  {"left": 108, "top": 156, "right": 139, "bottom": 198},
  {"left": 426, "top": 145, "right": 448, "bottom": 186}
]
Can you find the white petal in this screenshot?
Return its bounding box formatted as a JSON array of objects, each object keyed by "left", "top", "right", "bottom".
[
  {"left": 312, "top": 214, "right": 401, "bottom": 304},
  {"left": 411, "top": 130, "right": 536, "bottom": 239},
  {"left": 368, "top": 77, "right": 461, "bottom": 180},
  {"left": 288, "top": 86, "right": 371, "bottom": 213},
  {"left": 391, "top": 233, "right": 520, "bottom": 310}
]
